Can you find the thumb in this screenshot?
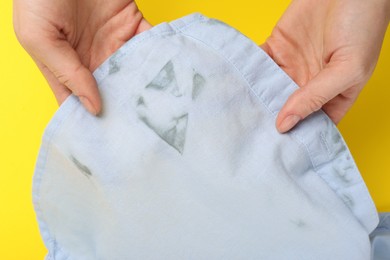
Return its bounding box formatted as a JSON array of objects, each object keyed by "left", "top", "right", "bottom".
[
  {"left": 32, "top": 38, "right": 101, "bottom": 115},
  {"left": 276, "top": 63, "right": 354, "bottom": 133}
]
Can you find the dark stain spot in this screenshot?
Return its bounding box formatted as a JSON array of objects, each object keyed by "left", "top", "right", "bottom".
[
  {"left": 162, "top": 113, "right": 188, "bottom": 154},
  {"left": 290, "top": 219, "right": 307, "bottom": 228},
  {"left": 70, "top": 156, "right": 92, "bottom": 178},
  {"left": 192, "top": 72, "right": 205, "bottom": 100},
  {"left": 108, "top": 53, "right": 120, "bottom": 75},
  {"left": 139, "top": 113, "right": 188, "bottom": 154},
  {"left": 137, "top": 96, "right": 145, "bottom": 106},
  {"left": 146, "top": 60, "right": 176, "bottom": 91}
]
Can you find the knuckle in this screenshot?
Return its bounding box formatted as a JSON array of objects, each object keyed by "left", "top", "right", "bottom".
[
  {"left": 54, "top": 63, "right": 86, "bottom": 95},
  {"left": 306, "top": 94, "right": 328, "bottom": 113},
  {"left": 56, "top": 73, "right": 76, "bottom": 94}
]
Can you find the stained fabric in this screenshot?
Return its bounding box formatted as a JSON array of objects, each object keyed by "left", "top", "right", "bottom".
[{"left": 33, "top": 13, "right": 382, "bottom": 259}]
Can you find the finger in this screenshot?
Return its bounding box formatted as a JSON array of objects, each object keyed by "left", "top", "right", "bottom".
[
  {"left": 276, "top": 62, "right": 356, "bottom": 133},
  {"left": 30, "top": 38, "right": 101, "bottom": 115},
  {"left": 34, "top": 59, "right": 72, "bottom": 105}
]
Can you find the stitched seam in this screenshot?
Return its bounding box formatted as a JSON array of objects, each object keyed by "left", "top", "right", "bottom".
[
  {"left": 320, "top": 132, "right": 332, "bottom": 159},
  {"left": 169, "top": 14, "right": 207, "bottom": 32}
]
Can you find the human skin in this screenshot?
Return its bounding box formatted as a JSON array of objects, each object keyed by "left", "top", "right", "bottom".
[
  {"left": 13, "top": 0, "right": 152, "bottom": 115},
  {"left": 260, "top": 0, "right": 390, "bottom": 133},
  {"left": 13, "top": 0, "right": 389, "bottom": 132}
]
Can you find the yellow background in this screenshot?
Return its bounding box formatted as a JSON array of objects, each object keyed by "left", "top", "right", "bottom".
[{"left": 0, "top": 0, "right": 389, "bottom": 258}]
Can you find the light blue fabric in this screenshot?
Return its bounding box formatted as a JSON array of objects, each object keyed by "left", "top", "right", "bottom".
[
  {"left": 370, "top": 213, "right": 390, "bottom": 260},
  {"left": 33, "top": 13, "right": 381, "bottom": 259}
]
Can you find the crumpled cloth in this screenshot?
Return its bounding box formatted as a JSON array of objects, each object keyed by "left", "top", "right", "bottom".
[{"left": 33, "top": 12, "right": 385, "bottom": 260}]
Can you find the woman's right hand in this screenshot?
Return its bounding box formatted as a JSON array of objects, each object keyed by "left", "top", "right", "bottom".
[{"left": 13, "top": 0, "right": 152, "bottom": 115}]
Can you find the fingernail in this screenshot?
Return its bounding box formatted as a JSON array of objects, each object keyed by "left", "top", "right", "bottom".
[
  {"left": 278, "top": 115, "right": 301, "bottom": 133},
  {"left": 79, "top": 96, "right": 97, "bottom": 115}
]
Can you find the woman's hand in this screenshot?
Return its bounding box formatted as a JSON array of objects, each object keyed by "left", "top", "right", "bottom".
[
  {"left": 13, "top": 0, "right": 152, "bottom": 115},
  {"left": 261, "top": 0, "right": 390, "bottom": 133}
]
